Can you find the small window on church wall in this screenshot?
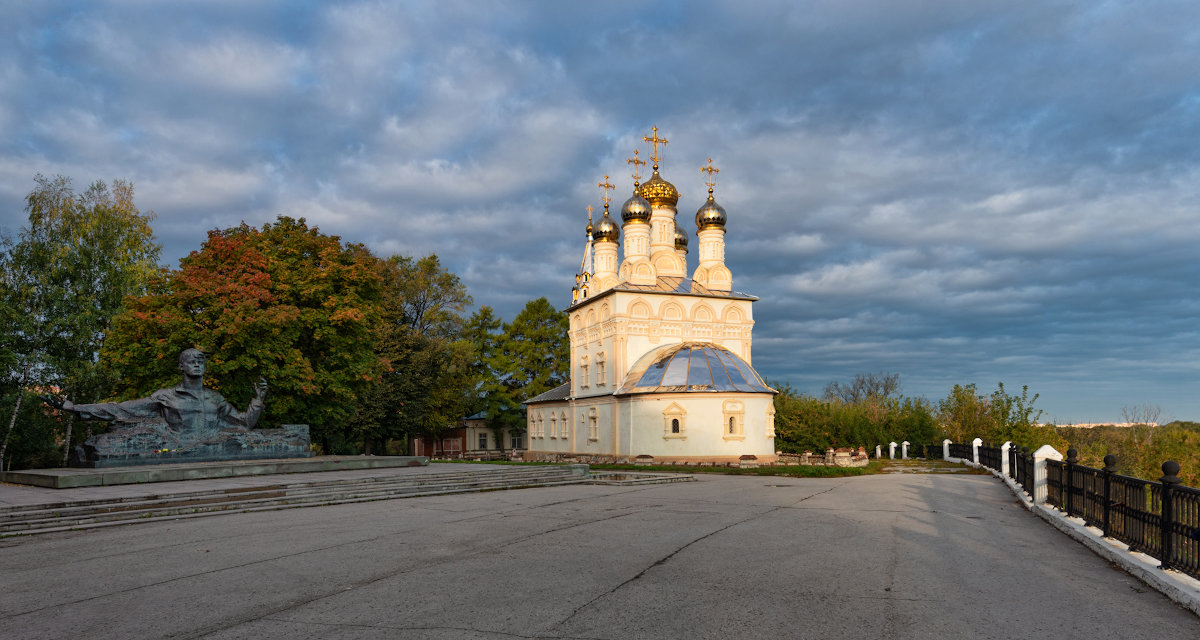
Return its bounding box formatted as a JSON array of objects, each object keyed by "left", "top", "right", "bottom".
[
  {"left": 596, "top": 352, "right": 606, "bottom": 386},
  {"left": 580, "top": 356, "right": 589, "bottom": 389},
  {"left": 550, "top": 415, "right": 557, "bottom": 438},
  {"left": 723, "top": 401, "right": 745, "bottom": 440},
  {"left": 560, "top": 412, "right": 569, "bottom": 438},
  {"left": 662, "top": 403, "right": 686, "bottom": 439}
]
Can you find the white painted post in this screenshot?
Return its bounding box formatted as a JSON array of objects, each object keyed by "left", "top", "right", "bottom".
[
  {"left": 901, "top": 441, "right": 910, "bottom": 459},
  {"left": 1032, "top": 445, "right": 1063, "bottom": 504},
  {"left": 942, "top": 439, "right": 952, "bottom": 460},
  {"left": 971, "top": 437, "right": 982, "bottom": 465},
  {"left": 1001, "top": 441, "right": 1012, "bottom": 476},
  {"left": 888, "top": 442, "right": 897, "bottom": 459},
  {"left": 875, "top": 444, "right": 882, "bottom": 459}
]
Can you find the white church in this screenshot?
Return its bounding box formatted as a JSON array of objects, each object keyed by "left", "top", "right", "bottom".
[{"left": 524, "top": 128, "right": 777, "bottom": 463}]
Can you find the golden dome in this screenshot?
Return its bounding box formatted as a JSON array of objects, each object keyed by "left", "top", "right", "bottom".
[
  {"left": 621, "top": 191, "right": 652, "bottom": 225},
  {"left": 636, "top": 169, "right": 680, "bottom": 208},
  {"left": 593, "top": 209, "right": 620, "bottom": 243},
  {"left": 695, "top": 191, "right": 726, "bottom": 231},
  {"left": 674, "top": 226, "right": 688, "bottom": 252}
]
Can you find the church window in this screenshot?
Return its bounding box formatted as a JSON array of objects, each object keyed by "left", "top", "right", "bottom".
[
  {"left": 560, "top": 411, "right": 569, "bottom": 438},
  {"left": 766, "top": 406, "right": 776, "bottom": 438},
  {"left": 723, "top": 400, "right": 745, "bottom": 441},
  {"left": 550, "top": 415, "right": 557, "bottom": 438},
  {"left": 662, "top": 403, "right": 686, "bottom": 439},
  {"left": 588, "top": 408, "right": 599, "bottom": 441},
  {"left": 595, "top": 352, "right": 606, "bottom": 386},
  {"left": 537, "top": 414, "right": 544, "bottom": 438},
  {"left": 580, "top": 356, "right": 590, "bottom": 389}
]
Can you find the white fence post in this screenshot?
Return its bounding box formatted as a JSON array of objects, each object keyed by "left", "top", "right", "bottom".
[
  {"left": 1032, "top": 445, "right": 1063, "bottom": 504},
  {"left": 1001, "top": 441, "right": 1012, "bottom": 476},
  {"left": 901, "top": 441, "right": 910, "bottom": 459},
  {"left": 942, "top": 439, "right": 951, "bottom": 460},
  {"left": 889, "top": 442, "right": 897, "bottom": 459},
  {"left": 971, "top": 438, "right": 982, "bottom": 465},
  {"left": 875, "top": 444, "right": 882, "bottom": 458}
]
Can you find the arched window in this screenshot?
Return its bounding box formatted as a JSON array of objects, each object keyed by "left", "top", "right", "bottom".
[
  {"left": 662, "top": 403, "right": 686, "bottom": 439},
  {"left": 723, "top": 400, "right": 745, "bottom": 440},
  {"left": 550, "top": 414, "right": 558, "bottom": 438},
  {"left": 595, "top": 352, "right": 606, "bottom": 386}
]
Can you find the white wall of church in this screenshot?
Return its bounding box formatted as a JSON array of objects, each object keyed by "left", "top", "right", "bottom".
[
  {"left": 620, "top": 393, "right": 776, "bottom": 459},
  {"left": 569, "top": 291, "right": 757, "bottom": 401},
  {"left": 527, "top": 392, "right": 775, "bottom": 460}
]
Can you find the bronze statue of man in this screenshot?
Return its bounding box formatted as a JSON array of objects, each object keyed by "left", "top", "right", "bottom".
[{"left": 46, "top": 348, "right": 268, "bottom": 435}]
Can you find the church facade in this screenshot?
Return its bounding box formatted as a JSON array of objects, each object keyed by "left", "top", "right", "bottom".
[{"left": 524, "top": 128, "right": 776, "bottom": 463}]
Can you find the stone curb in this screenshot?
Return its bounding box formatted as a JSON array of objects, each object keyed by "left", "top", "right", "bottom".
[{"left": 963, "top": 459, "right": 1200, "bottom": 617}]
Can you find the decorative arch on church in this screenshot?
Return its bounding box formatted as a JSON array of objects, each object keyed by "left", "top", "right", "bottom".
[
  {"left": 633, "top": 262, "right": 654, "bottom": 279},
  {"left": 585, "top": 308, "right": 597, "bottom": 328},
  {"left": 722, "top": 304, "right": 744, "bottom": 324},
  {"left": 659, "top": 301, "right": 684, "bottom": 321},
  {"left": 600, "top": 303, "right": 611, "bottom": 320},
  {"left": 690, "top": 303, "right": 715, "bottom": 323},
  {"left": 628, "top": 299, "right": 652, "bottom": 319}
]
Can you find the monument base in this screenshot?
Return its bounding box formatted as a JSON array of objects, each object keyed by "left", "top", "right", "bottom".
[{"left": 71, "top": 424, "right": 311, "bottom": 468}]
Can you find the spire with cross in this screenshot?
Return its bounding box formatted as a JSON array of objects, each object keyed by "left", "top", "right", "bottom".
[
  {"left": 597, "top": 175, "right": 615, "bottom": 211},
  {"left": 642, "top": 126, "right": 668, "bottom": 171},
  {"left": 626, "top": 149, "right": 646, "bottom": 187},
  {"left": 701, "top": 157, "right": 720, "bottom": 196}
]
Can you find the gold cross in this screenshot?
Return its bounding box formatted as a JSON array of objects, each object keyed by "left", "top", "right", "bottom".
[
  {"left": 701, "top": 157, "right": 720, "bottom": 189},
  {"left": 642, "top": 126, "right": 668, "bottom": 167},
  {"left": 597, "top": 175, "right": 615, "bottom": 208},
  {"left": 626, "top": 150, "right": 646, "bottom": 184}
]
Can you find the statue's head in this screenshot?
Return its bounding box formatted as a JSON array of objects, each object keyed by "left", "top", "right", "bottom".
[{"left": 178, "top": 348, "right": 207, "bottom": 377}]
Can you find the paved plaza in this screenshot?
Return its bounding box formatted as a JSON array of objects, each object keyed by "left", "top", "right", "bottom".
[{"left": 2, "top": 467, "right": 1198, "bottom": 639}]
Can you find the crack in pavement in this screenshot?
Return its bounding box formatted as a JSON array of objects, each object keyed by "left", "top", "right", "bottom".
[
  {"left": 549, "top": 480, "right": 850, "bottom": 632},
  {"left": 175, "top": 506, "right": 659, "bottom": 639}
]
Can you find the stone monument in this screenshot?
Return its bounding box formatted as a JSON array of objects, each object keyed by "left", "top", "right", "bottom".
[{"left": 44, "top": 348, "right": 310, "bottom": 468}]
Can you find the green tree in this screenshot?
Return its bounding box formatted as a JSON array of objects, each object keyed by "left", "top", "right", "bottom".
[
  {"left": 102, "top": 216, "right": 383, "bottom": 449},
  {"left": 1, "top": 175, "right": 159, "bottom": 468},
  {"left": 936, "top": 383, "right": 992, "bottom": 444},
  {"left": 481, "top": 297, "right": 569, "bottom": 434},
  {"left": 356, "top": 254, "right": 475, "bottom": 454}
]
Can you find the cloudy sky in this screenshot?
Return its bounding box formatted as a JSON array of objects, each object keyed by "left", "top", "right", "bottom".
[{"left": 3, "top": 1, "right": 1199, "bottom": 423}]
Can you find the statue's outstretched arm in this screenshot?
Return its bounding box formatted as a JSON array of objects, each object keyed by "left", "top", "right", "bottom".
[{"left": 66, "top": 397, "right": 161, "bottom": 422}]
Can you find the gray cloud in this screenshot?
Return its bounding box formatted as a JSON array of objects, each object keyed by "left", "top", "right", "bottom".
[{"left": 3, "top": 0, "right": 1199, "bottom": 422}]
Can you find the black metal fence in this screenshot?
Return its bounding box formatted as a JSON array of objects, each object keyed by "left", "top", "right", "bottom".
[{"left": 967, "top": 442, "right": 1199, "bottom": 580}]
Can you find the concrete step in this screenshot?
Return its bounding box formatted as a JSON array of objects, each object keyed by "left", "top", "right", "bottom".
[{"left": 1, "top": 466, "right": 588, "bottom": 535}]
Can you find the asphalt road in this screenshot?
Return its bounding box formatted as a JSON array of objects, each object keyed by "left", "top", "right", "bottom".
[{"left": 1, "top": 470, "right": 1197, "bottom": 639}]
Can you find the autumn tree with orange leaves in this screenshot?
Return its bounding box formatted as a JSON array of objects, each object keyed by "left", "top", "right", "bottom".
[{"left": 102, "top": 216, "right": 385, "bottom": 450}]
